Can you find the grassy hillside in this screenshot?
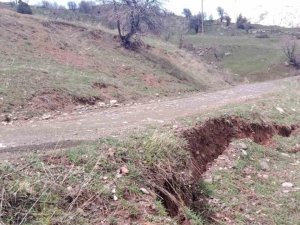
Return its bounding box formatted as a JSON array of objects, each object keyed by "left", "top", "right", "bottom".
[
  {"left": 0, "top": 8, "right": 230, "bottom": 120},
  {"left": 179, "top": 25, "right": 300, "bottom": 82},
  {"left": 0, "top": 5, "right": 299, "bottom": 121}
]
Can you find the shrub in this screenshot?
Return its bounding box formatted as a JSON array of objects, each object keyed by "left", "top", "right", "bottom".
[
  {"left": 283, "top": 39, "right": 300, "bottom": 69},
  {"left": 17, "top": 0, "right": 32, "bottom": 15},
  {"left": 255, "top": 32, "right": 270, "bottom": 38},
  {"left": 224, "top": 15, "right": 231, "bottom": 26},
  {"left": 67, "top": 1, "right": 77, "bottom": 11},
  {"left": 236, "top": 14, "right": 252, "bottom": 32},
  {"left": 78, "top": 1, "right": 95, "bottom": 14},
  {"left": 217, "top": 6, "right": 225, "bottom": 22},
  {"left": 189, "top": 14, "right": 203, "bottom": 34}
]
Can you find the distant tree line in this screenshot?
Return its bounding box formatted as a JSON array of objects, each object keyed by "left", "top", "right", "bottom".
[
  {"left": 14, "top": 0, "right": 255, "bottom": 50},
  {"left": 182, "top": 6, "right": 254, "bottom": 34},
  {"left": 17, "top": 0, "right": 32, "bottom": 14},
  {"left": 183, "top": 9, "right": 205, "bottom": 34}
]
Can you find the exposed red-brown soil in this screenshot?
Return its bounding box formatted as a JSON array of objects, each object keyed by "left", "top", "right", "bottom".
[
  {"left": 28, "top": 89, "right": 102, "bottom": 113},
  {"left": 92, "top": 82, "right": 122, "bottom": 101},
  {"left": 156, "top": 116, "right": 297, "bottom": 220},
  {"left": 142, "top": 74, "right": 163, "bottom": 87},
  {"left": 29, "top": 90, "right": 75, "bottom": 112},
  {"left": 182, "top": 116, "right": 294, "bottom": 176}
]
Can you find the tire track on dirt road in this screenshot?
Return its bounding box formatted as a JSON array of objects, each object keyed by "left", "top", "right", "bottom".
[{"left": 0, "top": 77, "right": 299, "bottom": 157}]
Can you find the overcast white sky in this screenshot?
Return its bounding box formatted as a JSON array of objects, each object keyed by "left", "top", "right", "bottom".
[
  {"left": 166, "top": 0, "right": 300, "bottom": 27},
  {"left": 3, "top": 0, "right": 300, "bottom": 27}
]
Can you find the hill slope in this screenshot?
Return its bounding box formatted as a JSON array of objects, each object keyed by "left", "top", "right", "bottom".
[{"left": 0, "top": 8, "right": 231, "bottom": 120}]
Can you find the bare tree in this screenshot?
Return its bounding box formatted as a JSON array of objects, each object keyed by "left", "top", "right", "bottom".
[
  {"left": 111, "top": 0, "right": 164, "bottom": 49},
  {"left": 189, "top": 13, "right": 204, "bottom": 34},
  {"left": 236, "top": 14, "right": 252, "bottom": 32},
  {"left": 78, "top": 1, "right": 95, "bottom": 14},
  {"left": 217, "top": 6, "right": 224, "bottom": 22},
  {"left": 224, "top": 15, "right": 231, "bottom": 26},
  {"left": 17, "top": 0, "right": 32, "bottom": 14},
  {"left": 182, "top": 8, "right": 192, "bottom": 20},
  {"left": 41, "top": 0, "right": 51, "bottom": 9},
  {"left": 67, "top": 1, "right": 77, "bottom": 11},
  {"left": 283, "top": 39, "right": 299, "bottom": 68}
]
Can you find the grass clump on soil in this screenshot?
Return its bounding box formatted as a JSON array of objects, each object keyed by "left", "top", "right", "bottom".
[
  {"left": 203, "top": 139, "right": 300, "bottom": 224},
  {"left": 0, "top": 130, "right": 205, "bottom": 225}
]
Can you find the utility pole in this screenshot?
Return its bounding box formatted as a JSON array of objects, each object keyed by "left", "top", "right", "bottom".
[{"left": 201, "top": 0, "right": 204, "bottom": 34}]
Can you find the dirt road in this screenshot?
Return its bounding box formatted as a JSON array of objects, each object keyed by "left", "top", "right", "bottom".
[{"left": 0, "top": 77, "right": 298, "bottom": 155}]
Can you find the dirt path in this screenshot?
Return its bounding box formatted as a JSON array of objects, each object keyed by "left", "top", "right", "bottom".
[{"left": 0, "top": 77, "right": 298, "bottom": 155}]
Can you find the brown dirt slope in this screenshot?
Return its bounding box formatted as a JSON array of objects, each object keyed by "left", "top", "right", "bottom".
[{"left": 0, "top": 8, "right": 231, "bottom": 120}]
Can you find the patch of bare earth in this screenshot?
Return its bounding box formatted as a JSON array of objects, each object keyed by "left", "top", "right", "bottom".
[{"left": 155, "top": 116, "right": 297, "bottom": 224}]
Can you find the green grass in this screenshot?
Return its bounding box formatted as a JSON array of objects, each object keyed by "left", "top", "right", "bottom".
[
  {"left": 1, "top": 9, "right": 223, "bottom": 118},
  {"left": 181, "top": 34, "right": 291, "bottom": 81},
  {"left": 207, "top": 140, "right": 300, "bottom": 224},
  {"left": 0, "top": 130, "right": 190, "bottom": 224}
]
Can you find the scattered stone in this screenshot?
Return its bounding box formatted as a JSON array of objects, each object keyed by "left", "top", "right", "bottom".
[
  {"left": 0, "top": 143, "right": 6, "bottom": 148},
  {"left": 259, "top": 160, "right": 270, "bottom": 171},
  {"left": 276, "top": 107, "right": 285, "bottom": 114},
  {"left": 150, "top": 204, "right": 156, "bottom": 210},
  {"left": 282, "top": 182, "right": 293, "bottom": 188},
  {"left": 67, "top": 186, "right": 73, "bottom": 192},
  {"left": 155, "top": 93, "right": 160, "bottom": 97},
  {"left": 173, "top": 124, "right": 179, "bottom": 129},
  {"left": 242, "top": 150, "right": 248, "bottom": 156},
  {"left": 224, "top": 52, "right": 232, "bottom": 56},
  {"left": 102, "top": 176, "right": 108, "bottom": 180},
  {"left": 113, "top": 195, "right": 118, "bottom": 201},
  {"left": 262, "top": 174, "right": 269, "bottom": 179},
  {"left": 42, "top": 114, "right": 51, "bottom": 120},
  {"left": 281, "top": 153, "right": 290, "bottom": 157},
  {"left": 140, "top": 188, "right": 150, "bottom": 195},
  {"left": 238, "top": 142, "right": 248, "bottom": 150},
  {"left": 111, "top": 188, "right": 116, "bottom": 194},
  {"left": 120, "top": 166, "right": 129, "bottom": 175},
  {"left": 204, "top": 177, "right": 213, "bottom": 184},
  {"left": 110, "top": 99, "right": 118, "bottom": 106},
  {"left": 98, "top": 102, "right": 106, "bottom": 107},
  {"left": 284, "top": 61, "right": 290, "bottom": 66}
]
